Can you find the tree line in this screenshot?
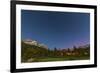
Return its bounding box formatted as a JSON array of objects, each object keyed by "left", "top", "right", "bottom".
[{"left": 21, "top": 41, "right": 90, "bottom": 62}]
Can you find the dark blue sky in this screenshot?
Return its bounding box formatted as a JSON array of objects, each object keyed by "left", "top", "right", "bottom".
[{"left": 21, "top": 10, "right": 90, "bottom": 49}]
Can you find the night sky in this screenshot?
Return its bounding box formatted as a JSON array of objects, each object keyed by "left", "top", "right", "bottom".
[{"left": 21, "top": 10, "right": 90, "bottom": 49}]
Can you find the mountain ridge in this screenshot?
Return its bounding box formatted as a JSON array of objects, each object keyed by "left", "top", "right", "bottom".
[{"left": 22, "top": 39, "right": 48, "bottom": 49}]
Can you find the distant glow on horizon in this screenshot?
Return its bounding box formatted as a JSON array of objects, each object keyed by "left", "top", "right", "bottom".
[{"left": 21, "top": 10, "right": 90, "bottom": 49}]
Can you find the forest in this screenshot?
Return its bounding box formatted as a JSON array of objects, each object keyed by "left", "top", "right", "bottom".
[{"left": 21, "top": 41, "right": 90, "bottom": 63}]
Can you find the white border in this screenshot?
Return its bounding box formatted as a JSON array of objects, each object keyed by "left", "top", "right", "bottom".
[{"left": 16, "top": 4, "right": 94, "bottom": 69}]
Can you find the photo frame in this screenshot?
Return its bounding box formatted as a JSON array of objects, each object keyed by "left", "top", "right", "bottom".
[{"left": 10, "top": 0, "right": 97, "bottom": 72}]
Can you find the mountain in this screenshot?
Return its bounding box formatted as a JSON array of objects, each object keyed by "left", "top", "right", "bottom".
[{"left": 22, "top": 39, "right": 48, "bottom": 49}]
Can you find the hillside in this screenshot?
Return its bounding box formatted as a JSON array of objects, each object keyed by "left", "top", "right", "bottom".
[{"left": 21, "top": 41, "right": 49, "bottom": 62}]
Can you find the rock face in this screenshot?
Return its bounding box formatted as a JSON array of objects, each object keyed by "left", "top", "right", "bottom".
[
  {"left": 23, "top": 39, "right": 48, "bottom": 49},
  {"left": 23, "top": 39, "right": 38, "bottom": 45}
]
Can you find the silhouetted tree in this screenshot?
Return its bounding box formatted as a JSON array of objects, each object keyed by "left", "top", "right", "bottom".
[
  {"left": 73, "top": 46, "right": 77, "bottom": 51},
  {"left": 54, "top": 47, "right": 57, "bottom": 51},
  {"left": 67, "top": 48, "right": 71, "bottom": 52}
]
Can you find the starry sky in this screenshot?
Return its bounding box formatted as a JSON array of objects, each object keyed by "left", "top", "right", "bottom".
[{"left": 21, "top": 10, "right": 90, "bottom": 49}]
